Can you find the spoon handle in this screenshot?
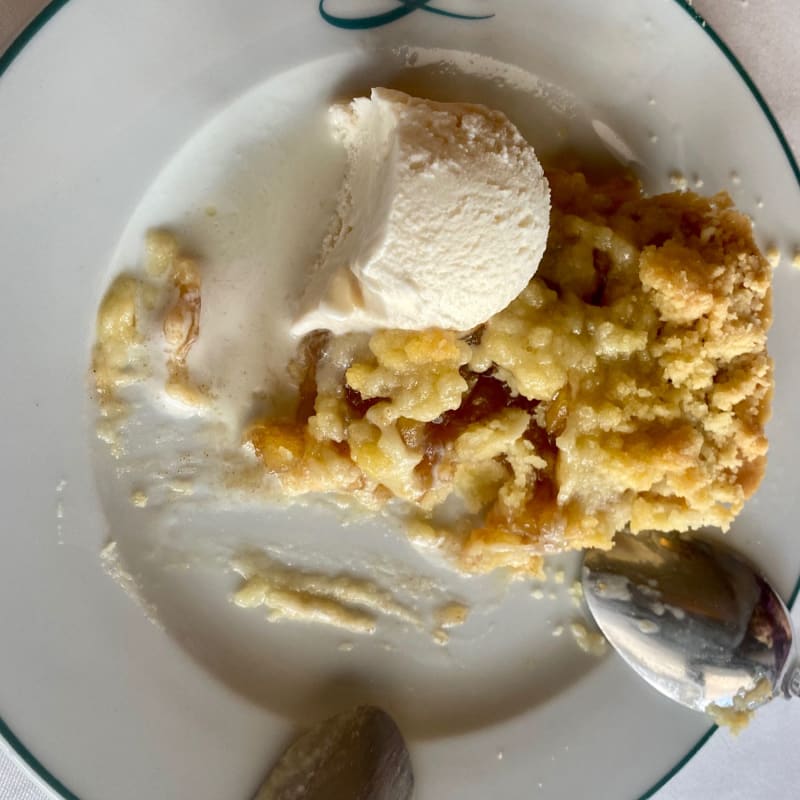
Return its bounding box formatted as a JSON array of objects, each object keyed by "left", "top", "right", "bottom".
[{"left": 782, "top": 660, "right": 800, "bottom": 699}]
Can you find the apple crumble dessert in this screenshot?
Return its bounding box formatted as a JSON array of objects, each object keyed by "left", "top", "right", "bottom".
[{"left": 245, "top": 169, "right": 772, "bottom": 576}]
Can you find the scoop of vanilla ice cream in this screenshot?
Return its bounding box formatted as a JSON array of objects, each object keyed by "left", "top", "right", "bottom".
[{"left": 292, "top": 88, "right": 550, "bottom": 335}]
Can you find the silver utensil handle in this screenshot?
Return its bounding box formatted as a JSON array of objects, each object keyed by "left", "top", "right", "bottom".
[{"left": 782, "top": 660, "right": 800, "bottom": 698}]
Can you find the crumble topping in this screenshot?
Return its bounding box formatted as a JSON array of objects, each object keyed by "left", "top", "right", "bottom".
[{"left": 245, "top": 169, "right": 772, "bottom": 576}]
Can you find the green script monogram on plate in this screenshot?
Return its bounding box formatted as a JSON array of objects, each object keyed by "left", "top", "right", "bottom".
[{"left": 319, "top": 0, "right": 494, "bottom": 29}]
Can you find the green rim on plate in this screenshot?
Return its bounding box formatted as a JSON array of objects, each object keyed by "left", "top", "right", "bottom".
[{"left": 0, "top": 2, "right": 798, "bottom": 799}]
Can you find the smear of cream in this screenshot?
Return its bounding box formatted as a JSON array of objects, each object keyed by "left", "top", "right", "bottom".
[
  {"left": 395, "top": 46, "right": 577, "bottom": 115},
  {"left": 100, "top": 540, "right": 162, "bottom": 627}
]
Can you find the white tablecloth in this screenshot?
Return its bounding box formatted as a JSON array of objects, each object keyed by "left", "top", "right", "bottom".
[{"left": 1, "top": 1, "right": 798, "bottom": 797}]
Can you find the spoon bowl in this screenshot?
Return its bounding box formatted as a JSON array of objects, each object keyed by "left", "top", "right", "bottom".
[
  {"left": 582, "top": 531, "right": 799, "bottom": 716},
  {"left": 254, "top": 705, "right": 413, "bottom": 800}
]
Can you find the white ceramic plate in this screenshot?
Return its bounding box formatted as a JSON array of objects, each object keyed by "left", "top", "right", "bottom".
[{"left": 2, "top": 2, "right": 799, "bottom": 799}]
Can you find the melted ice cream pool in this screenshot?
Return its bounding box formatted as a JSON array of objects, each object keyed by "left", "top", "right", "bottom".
[
  {"left": 90, "top": 48, "right": 638, "bottom": 734},
  {"left": 106, "top": 48, "right": 640, "bottom": 433}
]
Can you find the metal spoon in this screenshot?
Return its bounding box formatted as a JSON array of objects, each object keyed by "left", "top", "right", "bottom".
[
  {"left": 253, "top": 705, "right": 413, "bottom": 800},
  {"left": 582, "top": 531, "right": 800, "bottom": 716}
]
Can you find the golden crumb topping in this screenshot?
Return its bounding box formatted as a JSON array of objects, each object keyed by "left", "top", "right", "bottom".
[{"left": 245, "top": 169, "right": 772, "bottom": 576}]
